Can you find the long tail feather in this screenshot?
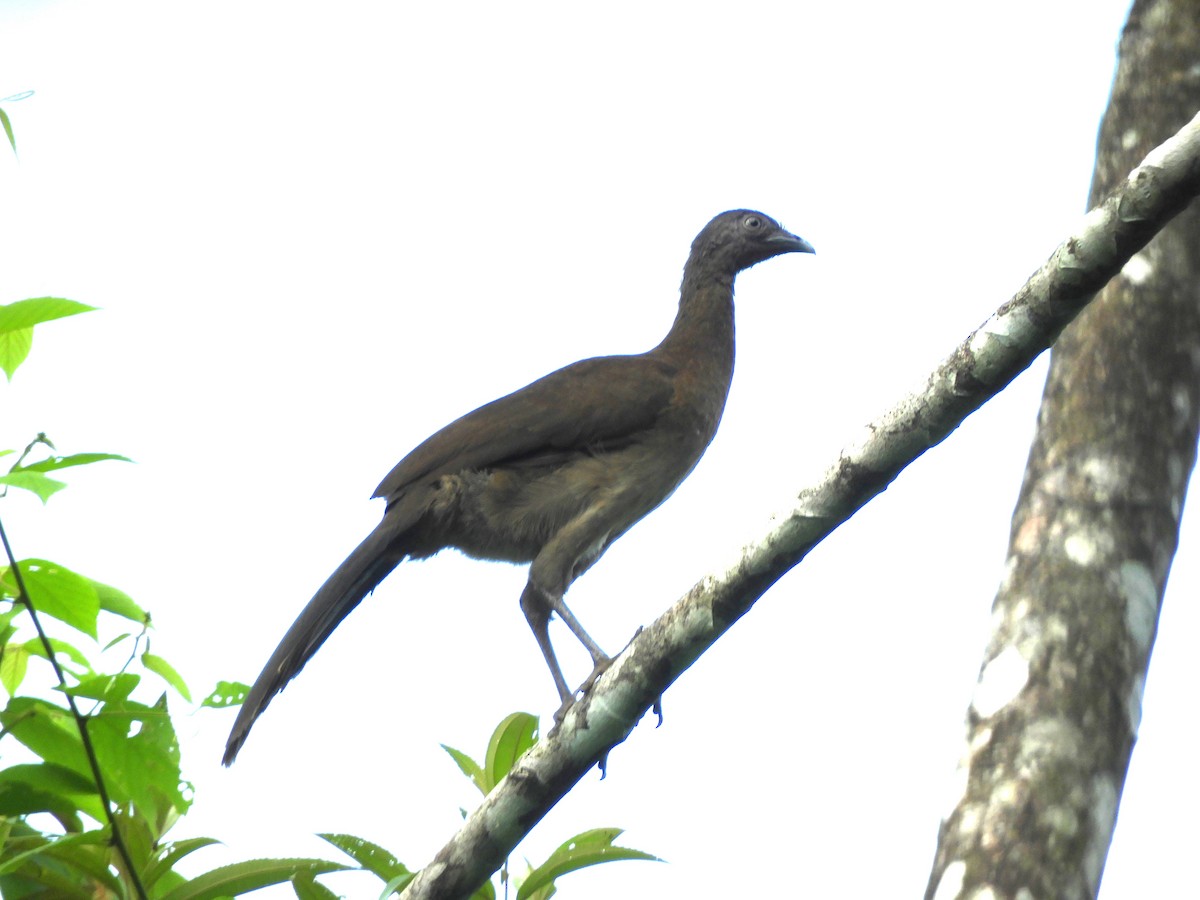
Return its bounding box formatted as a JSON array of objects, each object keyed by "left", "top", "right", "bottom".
[{"left": 223, "top": 520, "right": 405, "bottom": 765}]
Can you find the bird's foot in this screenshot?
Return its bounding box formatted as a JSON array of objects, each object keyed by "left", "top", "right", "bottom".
[
  {"left": 580, "top": 654, "right": 613, "bottom": 693},
  {"left": 550, "top": 655, "right": 614, "bottom": 727},
  {"left": 552, "top": 694, "right": 575, "bottom": 727}
]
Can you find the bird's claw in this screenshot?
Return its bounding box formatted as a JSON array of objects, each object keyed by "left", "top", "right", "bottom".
[
  {"left": 552, "top": 694, "right": 574, "bottom": 727},
  {"left": 550, "top": 656, "right": 614, "bottom": 727},
  {"left": 580, "top": 655, "right": 613, "bottom": 693}
]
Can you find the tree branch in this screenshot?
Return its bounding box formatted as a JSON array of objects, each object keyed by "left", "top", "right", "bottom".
[{"left": 400, "top": 109, "right": 1200, "bottom": 900}]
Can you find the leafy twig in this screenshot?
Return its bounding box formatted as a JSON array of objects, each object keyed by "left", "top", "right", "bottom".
[{"left": 0, "top": 515, "right": 149, "bottom": 900}]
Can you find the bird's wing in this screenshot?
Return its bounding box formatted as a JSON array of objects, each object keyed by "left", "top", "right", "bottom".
[{"left": 373, "top": 353, "right": 679, "bottom": 502}]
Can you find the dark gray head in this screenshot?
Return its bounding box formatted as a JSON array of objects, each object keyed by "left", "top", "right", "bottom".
[{"left": 688, "top": 209, "right": 814, "bottom": 276}]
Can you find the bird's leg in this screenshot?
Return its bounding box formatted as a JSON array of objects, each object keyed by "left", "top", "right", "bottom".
[
  {"left": 547, "top": 596, "right": 609, "bottom": 667},
  {"left": 522, "top": 582, "right": 617, "bottom": 725},
  {"left": 519, "top": 582, "right": 573, "bottom": 703},
  {"left": 547, "top": 594, "right": 616, "bottom": 709}
]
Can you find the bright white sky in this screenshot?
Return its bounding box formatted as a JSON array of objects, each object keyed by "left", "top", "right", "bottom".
[{"left": 5, "top": 1, "right": 1191, "bottom": 898}]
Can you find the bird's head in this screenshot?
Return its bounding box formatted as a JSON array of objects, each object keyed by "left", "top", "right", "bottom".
[{"left": 689, "top": 209, "right": 815, "bottom": 275}]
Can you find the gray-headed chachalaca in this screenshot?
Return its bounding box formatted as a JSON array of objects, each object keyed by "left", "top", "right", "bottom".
[{"left": 223, "top": 210, "right": 813, "bottom": 765}]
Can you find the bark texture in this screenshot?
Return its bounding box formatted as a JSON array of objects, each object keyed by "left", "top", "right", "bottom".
[{"left": 927, "top": 3, "right": 1200, "bottom": 898}]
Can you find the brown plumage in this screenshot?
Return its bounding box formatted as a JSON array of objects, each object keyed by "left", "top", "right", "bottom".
[{"left": 223, "top": 210, "right": 813, "bottom": 765}]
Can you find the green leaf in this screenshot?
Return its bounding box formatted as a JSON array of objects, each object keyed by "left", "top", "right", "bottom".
[
  {"left": 93, "top": 579, "right": 147, "bottom": 623},
  {"left": 444, "top": 712, "right": 538, "bottom": 796},
  {"left": 484, "top": 712, "right": 538, "bottom": 793},
  {"left": 440, "top": 742, "right": 485, "bottom": 795},
  {"left": 37, "top": 830, "right": 128, "bottom": 896},
  {"left": 111, "top": 805, "right": 158, "bottom": 879},
  {"left": 0, "top": 830, "right": 90, "bottom": 877},
  {"left": 517, "top": 882, "right": 551, "bottom": 900},
  {"left": 0, "top": 469, "right": 66, "bottom": 503},
  {"left": 0, "top": 699, "right": 97, "bottom": 817},
  {"left": 0, "top": 762, "right": 94, "bottom": 826},
  {"left": 0, "top": 298, "right": 94, "bottom": 381},
  {"left": 379, "top": 872, "right": 417, "bottom": 897},
  {"left": 0, "top": 453, "right": 130, "bottom": 500},
  {"left": 0, "top": 830, "right": 119, "bottom": 898},
  {"left": 0, "top": 643, "right": 29, "bottom": 694},
  {"left": 517, "top": 829, "right": 660, "bottom": 900},
  {"left": 319, "top": 833, "right": 410, "bottom": 884},
  {"left": 25, "top": 637, "right": 94, "bottom": 675},
  {"left": 16, "top": 452, "right": 132, "bottom": 473},
  {"left": 0, "top": 298, "right": 97, "bottom": 333},
  {"left": 3, "top": 689, "right": 190, "bottom": 830},
  {"left": 0, "top": 696, "right": 82, "bottom": 762},
  {"left": 0, "top": 107, "right": 14, "bottom": 154},
  {"left": 61, "top": 672, "right": 139, "bottom": 702},
  {"left": 0, "top": 605, "right": 19, "bottom": 640},
  {"left": 85, "top": 693, "right": 190, "bottom": 825},
  {"left": 202, "top": 680, "right": 247, "bottom": 708},
  {"left": 102, "top": 631, "right": 133, "bottom": 652},
  {"left": 7, "top": 560, "right": 100, "bottom": 637},
  {"left": 0, "top": 778, "right": 83, "bottom": 824},
  {"left": 142, "top": 836, "right": 222, "bottom": 890},
  {"left": 0, "top": 326, "right": 32, "bottom": 380},
  {"left": 292, "top": 870, "right": 341, "bottom": 900},
  {"left": 0, "top": 860, "right": 96, "bottom": 898},
  {"left": 0, "top": 762, "right": 97, "bottom": 796},
  {"left": 156, "top": 857, "right": 350, "bottom": 900},
  {"left": 143, "top": 652, "right": 191, "bottom": 702}
]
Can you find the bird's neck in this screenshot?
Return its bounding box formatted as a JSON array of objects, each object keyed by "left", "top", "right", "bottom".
[
  {"left": 652, "top": 270, "right": 737, "bottom": 446},
  {"left": 659, "top": 268, "right": 736, "bottom": 370}
]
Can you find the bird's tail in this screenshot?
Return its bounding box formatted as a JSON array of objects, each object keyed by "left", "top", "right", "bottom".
[{"left": 222, "top": 519, "right": 406, "bottom": 765}]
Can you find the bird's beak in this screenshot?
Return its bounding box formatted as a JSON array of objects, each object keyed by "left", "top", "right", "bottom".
[{"left": 769, "top": 231, "right": 816, "bottom": 255}]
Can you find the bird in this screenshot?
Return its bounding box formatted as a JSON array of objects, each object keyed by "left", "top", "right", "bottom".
[{"left": 222, "top": 209, "right": 813, "bottom": 765}]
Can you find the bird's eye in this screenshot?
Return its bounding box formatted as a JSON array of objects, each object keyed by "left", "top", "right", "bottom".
[{"left": 743, "top": 215, "right": 763, "bottom": 230}]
